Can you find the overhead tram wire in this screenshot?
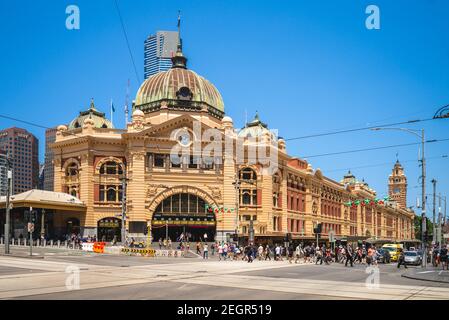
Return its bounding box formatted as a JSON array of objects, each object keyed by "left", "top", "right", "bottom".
[
  {"left": 113, "top": 0, "right": 141, "bottom": 84},
  {"left": 300, "top": 138, "right": 449, "bottom": 159},
  {"left": 2, "top": 113, "right": 449, "bottom": 159},
  {"left": 324, "top": 155, "right": 448, "bottom": 174},
  {"left": 284, "top": 117, "right": 438, "bottom": 141}
]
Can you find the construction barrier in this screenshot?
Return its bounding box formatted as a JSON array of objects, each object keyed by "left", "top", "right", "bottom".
[
  {"left": 81, "top": 242, "right": 94, "bottom": 252},
  {"left": 103, "top": 246, "right": 122, "bottom": 255},
  {"left": 120, "top": 248, "right": 184, "bottom": 258},
  {"left": 121, "top": 247, "right": 156, "bottom": 257},
  {"left": 93, "top": 242, "right": 106, "bottom": 253}
]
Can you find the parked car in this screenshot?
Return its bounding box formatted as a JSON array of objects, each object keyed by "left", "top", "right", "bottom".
[{"left": 404, "top": 250, "right": 422, "bottom": 266}]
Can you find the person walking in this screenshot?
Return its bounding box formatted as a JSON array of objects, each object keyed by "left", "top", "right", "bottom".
[
  {"left": 211, "top": 242, "right": 216, "bottom": 256},
  {"left": 218, "top": 243, "right": 223, "bottom": 261},
  {"left": 315, "top": 247, "right": 323, "bottom": 265},
  {"left": 288, "top": 244, "right": 294, "bottom": 264},
  {"left": 275, "top": 245, "right": 281, "bottom": 261},
  {"left": 203, "top": 243, "right": 209, "bottom": 260},
  {"left": 223, "top": 242, "right": 228, "bottom": 260},
  {"left": 440, "top": 245, "right": 448, "bottom": 270},
  {"left": 196, "top": 241, "right": 201, "bottom": 255},
  {"left": 258, "top": 244, "right": 264, "bottom": 261},
  {"left": 345, "top": 244, "right": 354, "bottom": 267},
  {"left": 397, "top": 248, "right": 408, "bottom": 269},
  {"left": 295, "top": 244, "right": 302, "bottom": 264},
  {"left": 265, "top": 245, "right": 272, "bottom": 261}
]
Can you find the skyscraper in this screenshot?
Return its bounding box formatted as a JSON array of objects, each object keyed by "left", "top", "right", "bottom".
[
  {"left": 0, "top": 150, "right": 9, "bottom": 197},
  {"left": 0, "top": 127, "right": 39, "bottom": 195},
  {"left": 43, "top": 127, "right": 57, "bottom": 191},
  {"left": 144, "top": 31, "right": 178, "bottom": 79}
]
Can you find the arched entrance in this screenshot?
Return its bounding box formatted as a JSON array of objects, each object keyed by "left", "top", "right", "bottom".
[
  {"left": 66, "top": 218, "right": 80, "bottom": 235},
  {"left": 151, "top": 193, "right": 216, "bottom": 242},
  {"left": 97, "top": 218, "right": 121, "bottom": 242}
]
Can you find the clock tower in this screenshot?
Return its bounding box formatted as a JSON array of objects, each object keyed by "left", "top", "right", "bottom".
[{"left": 388, "top": 160, "right": 407, "bottom": 209}]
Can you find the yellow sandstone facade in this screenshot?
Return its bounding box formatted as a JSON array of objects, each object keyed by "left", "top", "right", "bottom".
[{"left": 51, "top": 40, "right": 414, "bottom": 244}]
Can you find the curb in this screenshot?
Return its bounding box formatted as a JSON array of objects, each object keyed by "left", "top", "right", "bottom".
[
  {"left": 0, "top": 254, "right": 44, "bottom": 259},
  {"left": 401, "top": 272, "right": 449, "bottom": 284}
]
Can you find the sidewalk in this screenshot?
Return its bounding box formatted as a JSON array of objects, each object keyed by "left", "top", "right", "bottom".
[{"left": 402, "top": 266, "right": 449, "bottom": 283}]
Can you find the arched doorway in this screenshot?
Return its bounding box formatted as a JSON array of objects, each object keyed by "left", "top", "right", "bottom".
[
  {"left": 66, "top": 218, "right": 80, "bottom": 236},
  {"left": 97, "top": 218, "right": 121, "bottom": 242},
  {"left": 152, "top": 193, "right": 216, "bottom": 242}
]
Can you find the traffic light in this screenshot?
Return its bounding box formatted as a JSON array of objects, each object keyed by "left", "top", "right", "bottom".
[
  {"left": 25, "top": 210, "right": 37, "bottom": 223},
  {"left": 314, "top": 223, "right": 322, "bottom": 234}
]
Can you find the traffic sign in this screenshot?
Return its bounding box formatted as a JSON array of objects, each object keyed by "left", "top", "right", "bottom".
[
  {"left": 329, "top": 230, "right": 335, "bottom": 242},
  {"left": 27, "top": 222, "right": 34, "bottom": 233},
  {"left": 444, "top": 233, "right": 449, "bottom": 239}
]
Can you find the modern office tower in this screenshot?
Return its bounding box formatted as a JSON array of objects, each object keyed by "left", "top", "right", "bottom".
[
  {"left": 43, "top": 127, "right": 57, "bottom": 191},
  {"left": 0, "top": 127, "right": 39, "bottom": 195},
  {"left": 144, "top": 31, "right": 178, "bottom": 79},
  {"left": 0, "top": 150, "right": 8, "bottom": 196}
]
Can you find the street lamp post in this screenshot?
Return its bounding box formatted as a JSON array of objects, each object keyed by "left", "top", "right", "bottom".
[
  {"left": 121, "top": 166, "right": 128, "bottom": 245},
  {"left": 1, "top": 153, "right": 12, "bottom": 255},
  {"left": 432, "top": 179, "right": 437, "bottom": 245},
  {"left": 371, "top": 127, "right": 427, "bottom": 267}
]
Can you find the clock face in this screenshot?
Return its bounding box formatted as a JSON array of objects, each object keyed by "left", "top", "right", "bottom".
[
  {"left": 393, "top": 187, "right": 401, "bottom": 194},
  {"left": 178, "top": 132, "right": 191, "bottom": 147}
]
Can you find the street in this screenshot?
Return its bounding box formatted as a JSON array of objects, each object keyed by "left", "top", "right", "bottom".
[{"left": 0, "top": 247, "right": 448, "bottom": 300}]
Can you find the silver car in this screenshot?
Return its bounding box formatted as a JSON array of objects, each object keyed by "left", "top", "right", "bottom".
[{"left": 404, "top": 251, "right": 422, "bottom": 266}]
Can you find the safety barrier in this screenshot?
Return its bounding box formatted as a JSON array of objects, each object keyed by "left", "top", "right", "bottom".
[
  {"left": 81, "top": 242, "right": 94, "bottom": 252},
  {"left": 121, "top": 247, "right": 157, "bottom": 257},
  {"left": 120, "top": 248, "right": 185, "bottom": 258},
  {"left": 93, "top": 242, "right": 106, "bottom": 253}
]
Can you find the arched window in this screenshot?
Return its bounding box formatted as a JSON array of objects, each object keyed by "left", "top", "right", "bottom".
[
  {"left": 239, "top": 168, "right": 258, "bottom": 206},
  {"left": 66, "top": 163, "right": 79, "bottom": 177},
  {"left": 100, "top": 161, "right": 123, "bottom": 175},
  {"left": 239, "top": 167, "right": 256, "bottom": 181},
  {"left": 155, "top": 193, "right": 208, "bottom": 215},
  {"left": 99, "top": 185, "right": 123, "bottom": 203}
]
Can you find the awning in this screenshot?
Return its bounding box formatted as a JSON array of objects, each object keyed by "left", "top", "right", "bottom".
[{"left": 0, "top": 189, "right": 86, "bottom": 212}]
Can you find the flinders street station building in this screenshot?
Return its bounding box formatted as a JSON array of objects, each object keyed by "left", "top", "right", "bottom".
[{"left": 44, "top": 38, "right": 415, "bottom": 244}]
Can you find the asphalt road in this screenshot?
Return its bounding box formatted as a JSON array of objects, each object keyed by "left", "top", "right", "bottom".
[{"left": 1, "top": 248, "right": 449, "bottom": 300}]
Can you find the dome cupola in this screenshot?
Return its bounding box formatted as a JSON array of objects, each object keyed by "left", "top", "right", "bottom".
[
  {"left": 68, "top": 99, "right": 114, "bottom": 130},
  {"left": 134, "top": 16, "right": 224, "bottom": 119}
]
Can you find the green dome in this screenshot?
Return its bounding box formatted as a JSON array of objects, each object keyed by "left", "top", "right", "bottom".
[
  {"left": 238, "top": 113, "right": 277, "bottom": 141},
  {"left": 135, "top": 68, "right": 225, "bottom": 114},
  {"left": 68, "top": 100, "right": 114, "bottom": 130}
]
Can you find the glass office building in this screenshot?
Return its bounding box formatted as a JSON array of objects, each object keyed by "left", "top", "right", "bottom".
[{"left": 144, "top": 31, "right": 178, "bottom": 79}]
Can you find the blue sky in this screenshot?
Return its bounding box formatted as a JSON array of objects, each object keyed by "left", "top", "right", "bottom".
[{"left": 0, "top": 0, "right": 448, "bottom": 209}]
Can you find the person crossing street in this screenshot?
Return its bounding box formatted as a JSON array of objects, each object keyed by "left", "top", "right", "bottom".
[
  {"left": 397, "top": 248, "right": 408, "bottom": 269},
  {"left": 345, "top": 244, "right": 354, "bottom": 267}
]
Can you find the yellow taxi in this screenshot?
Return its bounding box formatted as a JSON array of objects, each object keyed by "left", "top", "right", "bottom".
[{"left": 382, "top": 244, "right": 403, "bottom": 262}]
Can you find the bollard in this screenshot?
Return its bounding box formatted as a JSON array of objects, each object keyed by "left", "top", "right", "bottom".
[
  {"left": 37, "top": 238, "right": 40, "bottom": 246},
  {"left": 0, "top": 237, "right": 3, "bottom": 245},
  {"left": 50, "top": 240, "right": 53, "bottom": 247},
  {"left": 57, "top": 240, "right": 60, "bottom": 248},
  {"left": 65, "top": 240, "right": 68, "bottom": 248}
]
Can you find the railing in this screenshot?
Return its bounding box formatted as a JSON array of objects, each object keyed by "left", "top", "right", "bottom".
[{"left": 0, "top": 236, "right": 82, "bottom": 250}]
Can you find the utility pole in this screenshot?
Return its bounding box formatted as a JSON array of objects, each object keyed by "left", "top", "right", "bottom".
[
  {"left": 432, "top": 179, "right": 437, "bottom": 245},
  {"left": 420, "top": 129, "right": 427, "bottom": 267},
  {"left": 4, "top": 167, "right": 12, "bottom": 255},
  {"left": 165, "top": 222, "right": 168, "bottom": 241},
  {"left": 438, "top": 193, "right": 442, "bottom": 250},
  {"left": 121, "top": 167, "right": 127, "bottom": 245},
  {"left": 232, "top": 174, "right": 240, "bottom": 245}
]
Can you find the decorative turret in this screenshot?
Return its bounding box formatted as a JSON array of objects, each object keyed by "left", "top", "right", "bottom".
[{"left": 388, "top": 160, "right": 408, "bottom": 209}]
